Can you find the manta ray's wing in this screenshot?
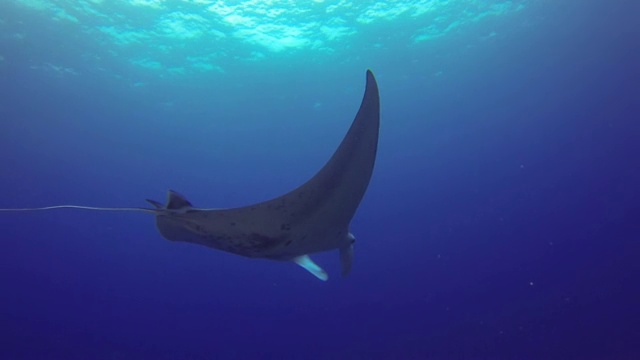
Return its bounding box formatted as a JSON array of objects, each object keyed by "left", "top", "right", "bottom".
[
  {"left": 153, "top": 70, "right": 380, "bottom": 280},
  {"left": 261, "top": 69, "right": 380, "bottom": 230},
  {"left": 0, "top": 70, "right": 381, "bottom": 281}
]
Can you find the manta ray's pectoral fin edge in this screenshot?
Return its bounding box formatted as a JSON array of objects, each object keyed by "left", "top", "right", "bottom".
[
  {"left": 340, "top": 233, "right": 355, "bottom": 277},
  {"left": 293, "top": 255, "right": 328, "bottom": 281}
]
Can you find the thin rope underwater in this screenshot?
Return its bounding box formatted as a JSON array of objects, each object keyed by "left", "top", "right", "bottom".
[
  {"left": 0, "top": 205, "right": 222, "bottom": 214},
  {"left": 0, "top": 205, "right": 156, "bottom": 213}
]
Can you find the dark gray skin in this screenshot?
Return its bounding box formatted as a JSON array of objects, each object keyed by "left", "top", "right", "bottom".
[
  {"left": 149, "top": 70, "right": 380, "bottom": 280},
  {"left": 0, "top": 71, "right": 380, "bottom": 280}
]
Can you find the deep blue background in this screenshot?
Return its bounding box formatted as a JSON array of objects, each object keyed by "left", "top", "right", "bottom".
[{"left": 1, "top": 1, "right": 639, "bottom": 359}]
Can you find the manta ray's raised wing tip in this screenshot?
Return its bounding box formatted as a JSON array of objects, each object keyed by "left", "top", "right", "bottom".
[
  {"left": 366, "top": 69, "right": 377, "bottom": 82},
  {"left": 365, "top": 69, "right": 379, "bottom": 97}
]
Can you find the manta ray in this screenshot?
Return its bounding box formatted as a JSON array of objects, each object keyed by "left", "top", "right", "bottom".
[{"left": 0, "top": 70, "right": 380, "bottom": 281}]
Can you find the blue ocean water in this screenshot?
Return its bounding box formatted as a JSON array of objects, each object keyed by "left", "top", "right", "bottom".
[{"left": 0, "top": 0, "right": 638, "bottom": 359}]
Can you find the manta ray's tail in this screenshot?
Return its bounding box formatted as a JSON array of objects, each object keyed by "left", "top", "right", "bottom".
[
  {"left": 0, "top": 205, "right": 157, "bottom": 214},
  {"left": 0, "top": 191, "right": 202, "bottom": 215}
]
